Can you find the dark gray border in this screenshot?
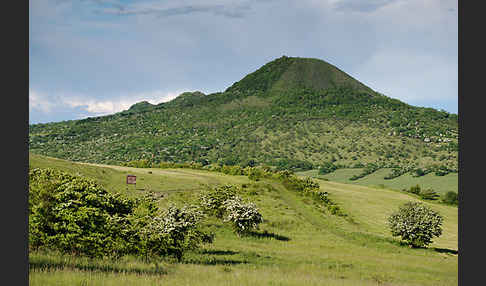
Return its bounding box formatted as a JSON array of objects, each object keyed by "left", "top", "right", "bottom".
[
  {"left": 458, "top": 1, "right": 479, "bottom": 285},
  {"left": 5, "top": 0, "right": 29, "bottom": 284}
]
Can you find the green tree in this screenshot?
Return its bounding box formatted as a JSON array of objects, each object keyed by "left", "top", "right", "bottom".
[
  {"left": 387, "top": 202, "right": 443, "bottom": 248},
  {"left": 442, "top": 191, "right": 459, "bottom": 206}
]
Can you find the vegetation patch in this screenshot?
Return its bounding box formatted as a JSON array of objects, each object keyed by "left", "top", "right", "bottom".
[
  {"left": 29, "top": 57, "right": 458, "bottom": 175},
  {"left": 388, "top": 202, "right": 443, "bottom": 248},
  {"left": 28, "top": 154, "right": 458, "bottom": 286},
  {"left": 29, "top": 168, "right": 213, "bottom": 263}
]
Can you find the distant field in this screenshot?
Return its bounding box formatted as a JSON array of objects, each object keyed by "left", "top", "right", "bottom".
[
  {"left": 317, "top": 180, "right": 457, "bottom": 251},
  {"left": 29, "top": 154, "right": 458, "bottom": 286},
  {"left": 29, "top": 153, "right": 250, "bottom": 205},
  {"left": 297, "top": 168, "right": 458, "bottom": 195}
]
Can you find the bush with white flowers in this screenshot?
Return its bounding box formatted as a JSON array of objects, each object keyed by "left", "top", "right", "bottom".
[
  {"left": 223, "top": 196, "right": 263, "bottom": 236},
  {"left": 387, "top": 201, "right": 443, "bottom": 248},
  {"left": 199, "top": 184, "right": 239, "bottom": 218},
  {"left": 136, "top": 205, "right": 213, "bottom": 261}
]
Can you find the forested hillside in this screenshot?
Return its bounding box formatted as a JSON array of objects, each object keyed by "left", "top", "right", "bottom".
[{"left": 29, "top": 56, "right": 458, "bottom": 175}]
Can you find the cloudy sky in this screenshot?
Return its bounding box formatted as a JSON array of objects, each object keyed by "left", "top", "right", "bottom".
[{"left": 29, "top": 0, "right": 457, "bottom": 124}]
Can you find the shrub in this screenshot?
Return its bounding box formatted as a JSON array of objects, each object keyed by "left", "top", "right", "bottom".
[
  {"left": 384, "top": 166, "right": 413, "bottom": 180},
  {"left": 328, "top": 204, "right": 341, "bottom": 215},
  {"left": 281, "top": 176, "right": 320, "bottom": 194},
  {"left": 350, "top": 162, "right": 380, "bottom": 180},
  {"left": 207, "top": 163, "right": 222, "bottom": 172},
  {"left": 241, "top": 158, "right": 257, "bottom": 167},
  {"left": 387, "top": 202, "right": 443, "bottom": 248},
  {"left": 275, "top": 158, "right": 314, "bottom": 171},
  {"left": 353, "top": 162, "right": 364, "bottom": 168},
  {"left": 199, "top": 185, "right": 238, "bottom": 218},
  {"left": 123, "top": 159, "right": 152, "bottom": 168},
  {"left": 245, "top": 166, "right": 265, "bottom": 181},
  {"left": 223, "top": 196, "right": 263, "bottom": 236},
  {"left": 434, "top": 165, "right": 451, "bottom": 176},
  {"left": 442, "top": 191, "right": 459, "bottom": 205},
  {"left": 221, "top": 165, "right": 243, "bottom": 175},
  {"left": 419, "top": 188, "right": 439, "bottom": 200},
  {"left": 273, "top": 170, "right": 294, "bottom": 180},
  {"left": 29, "top": 168, "right": 136, "bottom": 258},
  {"left": 29, "top": 168, "right": 213, "bottom": 261},
  {"left": 134, "top": 205, "right": 213, "bottom": 262},
  {"left": 318, "top": 162, "right": 338, "bottom": 175},
  {"left": 408, "top": 184, "right": 421, "bottom": 195},
  {"left": 411, "top": 168, "right": 426, "bottom": 177}
]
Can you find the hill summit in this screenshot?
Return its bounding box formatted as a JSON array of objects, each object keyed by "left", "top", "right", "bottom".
[
  {"left": 226, "top": 56, "right": 374, "bottom": 96},
  {"left": 29, "top": 56, "right": 458, "bottom": 174}
]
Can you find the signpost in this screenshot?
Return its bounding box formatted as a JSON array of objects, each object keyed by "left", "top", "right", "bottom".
[{"left": 126, "top": 175, "right": 136, "bottom": 189}]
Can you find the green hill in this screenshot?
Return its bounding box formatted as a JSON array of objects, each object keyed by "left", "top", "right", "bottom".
[
  {"left": 29, "top": 153, "right": 458, "bottom": 286},
  {"left": 29, "top": 56, "right": 458, "bottom": 176}
]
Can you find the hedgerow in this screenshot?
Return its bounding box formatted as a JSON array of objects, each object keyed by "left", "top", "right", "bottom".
[{"left": 279, "top": 174, "right": 346, "bottom": 217}]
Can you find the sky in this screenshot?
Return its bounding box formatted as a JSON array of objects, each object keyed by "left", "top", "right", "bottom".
[{"left": 29, "top": 0, "right": 458, "bottom": 124}]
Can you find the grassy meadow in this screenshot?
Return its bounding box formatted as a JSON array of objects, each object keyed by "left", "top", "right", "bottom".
[
  {"left": 297, "top": 168, "right": 458, "bottom": 195},
  {"left": 29, "top": 154, "right": 458, "bottom": 285}
]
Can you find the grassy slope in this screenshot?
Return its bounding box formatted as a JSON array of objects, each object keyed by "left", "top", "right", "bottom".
[
  {"left": 29, "top": 154, "right": 457, "bottom": 286},
  {"left": 297, "top": 168, "right": 458, "bottom": 194}
]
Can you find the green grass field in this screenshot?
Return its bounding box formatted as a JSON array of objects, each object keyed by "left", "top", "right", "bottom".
[
  {"left": 29, "top": 154, "right": 458, "bottom": 286},
  {"left": 297, "top": 168, "right": 458, "bottom": 195}
]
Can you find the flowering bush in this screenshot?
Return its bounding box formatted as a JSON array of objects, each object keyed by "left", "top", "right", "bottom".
[
  {"left": 199, "top": 185, "right": 239, "bottom": 218},
  {"left": 387, "top": 202, "right": 443, "bottom": 248},
  {"left": 135, "top": 205, "right": 213, "bottom": 261},
  {"left": 223, "top": 196, "right": 263, "bottom": 236}
]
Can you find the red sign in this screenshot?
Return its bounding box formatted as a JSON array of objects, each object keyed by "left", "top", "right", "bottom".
[{"left": 126, "top": 175, "right": 136, "bottom": 185}]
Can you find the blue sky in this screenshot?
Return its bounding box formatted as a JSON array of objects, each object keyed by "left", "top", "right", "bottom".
[{"left": 29, "top": 0, "right": 458, "bottom": 124}]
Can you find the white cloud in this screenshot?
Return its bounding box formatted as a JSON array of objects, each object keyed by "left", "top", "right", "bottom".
[
  {"left": 29, "top": 89, "right": 55, "bottom": 113},
  {"left": 29, "top": 88, "right": 186, "bottom": 118},
  {"left": 61, "top": 89, "right": 186, "bottom": 115}
]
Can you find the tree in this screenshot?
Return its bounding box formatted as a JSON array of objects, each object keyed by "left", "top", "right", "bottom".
[
  {"left": 442, "top": 191, "right": 458, "bottom": 206},
  {"left": 412, "top": 168, "right": 426, "bottom": 177},
  {"left": 387, "top": 202, "right": 443, "bottom": 248}
]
